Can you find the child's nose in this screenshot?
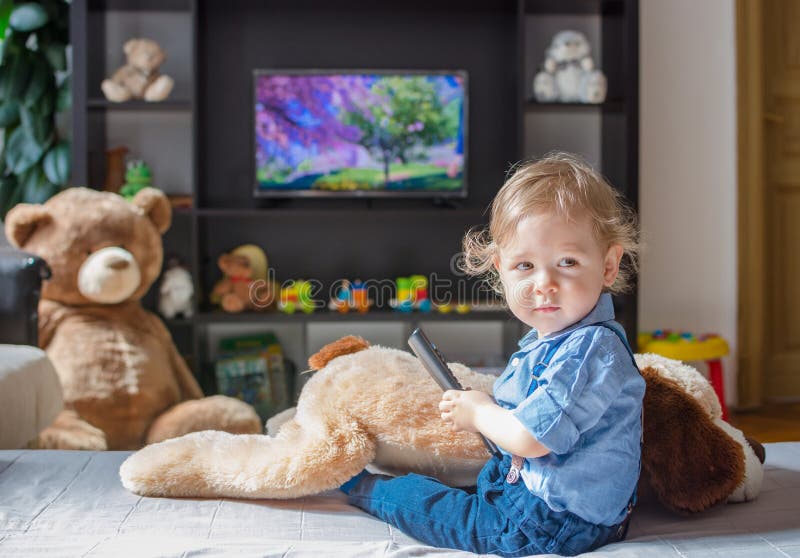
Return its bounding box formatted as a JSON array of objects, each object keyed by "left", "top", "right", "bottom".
[{"left": 533, "top": 272, "right": 557, "bottom": 295}]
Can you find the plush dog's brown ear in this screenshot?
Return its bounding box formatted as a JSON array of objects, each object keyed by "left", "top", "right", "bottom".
[
  {"left": 308, "top": 336, "right": 370, "bottom": 371},
  {"left": 640, "top": 366, "right": 744, "bottom": 513}
]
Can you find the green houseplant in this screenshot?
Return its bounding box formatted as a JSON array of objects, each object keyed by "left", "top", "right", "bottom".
[{"left": 0, "top": 0, "right": 70, "bottom": 220}]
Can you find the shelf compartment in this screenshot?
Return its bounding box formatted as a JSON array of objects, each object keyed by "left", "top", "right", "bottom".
[
  {"left": 523, "top": 0, "right": 625, "bottom": 16},
  {"left": 525, "top": 99, "right": 625, "bottom": 113},
  {"left": 88, "top": 98, "right": 192, "bottom": 111},
  {"left": 194, "top": 310, "right": 513, "bottom": 324},
  {"left": 193, "top": 207, "right": 487, "bottom": 219},
  {"left": 88, "top": 0, "right": 191, "bottom": 11}
]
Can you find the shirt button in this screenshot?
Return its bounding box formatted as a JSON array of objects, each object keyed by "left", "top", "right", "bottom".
[{"left": 511, "top": 358, "right": 520, "bottom": 367}]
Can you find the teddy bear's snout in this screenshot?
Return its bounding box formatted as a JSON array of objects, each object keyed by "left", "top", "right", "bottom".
[{"left": 78, "top": 246, "right": 142, "bottom": 304}]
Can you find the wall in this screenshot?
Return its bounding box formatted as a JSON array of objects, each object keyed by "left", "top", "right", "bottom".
[{"left": 638, "top": 0, "right": 738, "bottom": 404}]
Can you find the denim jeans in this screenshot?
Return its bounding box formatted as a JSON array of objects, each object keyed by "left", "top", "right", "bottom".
[{"left": 347, "top": 454, "right": 622, "bottom": 557}]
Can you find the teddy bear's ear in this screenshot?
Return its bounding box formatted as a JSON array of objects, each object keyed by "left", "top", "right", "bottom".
[
  {"left": 123, "top": 39, "right": 140, "bottom": 56},
  {"left": 218, "top": 253, "right": 249, "bottom": 270},
  {"left": 4, "top": 203, "right": 52, "bottom": 248},
  {"left": 132, "top": 188, "right": 171, "bottom": 234}
]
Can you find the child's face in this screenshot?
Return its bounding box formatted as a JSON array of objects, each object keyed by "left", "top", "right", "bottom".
[{"left": 493, "top": 210, "right": 623, "bottom": 337}]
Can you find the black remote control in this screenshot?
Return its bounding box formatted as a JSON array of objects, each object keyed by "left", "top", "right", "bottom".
[{"left": 408, "top": 327, "right": 501, "bottom": 457}]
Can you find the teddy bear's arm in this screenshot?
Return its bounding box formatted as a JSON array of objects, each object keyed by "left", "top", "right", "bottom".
[
  {"left": 581, "top": 57, "right": 594, "bottom": 71},
  {"left": 38, "top": 299, "right": 70, "bottom": 349},
  {"left": 168, "top": 341, "right": 203, "bottom": 400},
  {"left": 145, "top": 312, "right": 203, "bottom": 400},
  {"left": 210, "top": 278, "right": 232, "bottom": 299}
]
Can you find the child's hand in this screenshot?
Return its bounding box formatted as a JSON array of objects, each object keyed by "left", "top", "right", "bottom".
[{"left": 439, "top": 389, "right": 494, "bottom": 433}]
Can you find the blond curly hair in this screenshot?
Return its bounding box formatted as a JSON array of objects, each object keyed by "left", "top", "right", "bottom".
[{"left": 462, "top": 152, "right": 640, "bottom": 295}]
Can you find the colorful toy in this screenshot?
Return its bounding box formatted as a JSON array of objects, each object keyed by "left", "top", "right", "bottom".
[
  {"left": 210, "top": 244, "right": 277, "bottom": 313},
  {"left": 120, "top": 160, "right": 154, "bottom": 200},
  {"left": 391, "top": 275, "right": 431, "bottom": 312},
  {"left": 328, "top": 279, "right": 372, "bottom": 313},
  {"left": 278, "top": 280, "right": 315, "bottom": 314},
  {"left": 638, "top": 329, "right": 730, "bottom": 420},
  {"left": 351, "top": 280, "right": 370, "bottom": 313}
]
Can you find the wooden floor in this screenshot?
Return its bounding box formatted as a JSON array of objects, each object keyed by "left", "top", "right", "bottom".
[{"left": 730, "top": 402, "right": 800, "bottom": 443}]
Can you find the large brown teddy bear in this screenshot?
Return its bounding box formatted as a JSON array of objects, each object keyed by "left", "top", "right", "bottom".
[
  {"left": 101, "top": 38, "right": 174, "bottom": 103},
  {"left": 121, "top": 336, "right": 764, "bottom": 515},
  {"left": 4, "top": 187, "right": 262, "bottom": 450}
]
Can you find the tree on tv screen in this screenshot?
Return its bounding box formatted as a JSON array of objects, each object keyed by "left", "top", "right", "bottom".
[{"left": 343, "top": 77, "right": 452, "bottom": 185}]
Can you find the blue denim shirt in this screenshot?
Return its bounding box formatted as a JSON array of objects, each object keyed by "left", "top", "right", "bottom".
[{"left": 493, "top": 293, "right": 645, "bottom": 526}]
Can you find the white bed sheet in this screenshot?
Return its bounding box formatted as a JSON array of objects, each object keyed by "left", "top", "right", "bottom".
[{"left": 0, "top": 443, "right": 798, "bottom": 557}]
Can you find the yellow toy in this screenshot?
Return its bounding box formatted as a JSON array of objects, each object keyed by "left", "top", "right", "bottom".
[
  {"left": 639, "top": 330, "right": 730, "bottom": 420},
  {"left": 278, "top": 280, "right": 315, "bottom": 314}
]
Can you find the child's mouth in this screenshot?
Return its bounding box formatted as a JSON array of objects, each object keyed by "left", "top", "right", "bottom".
[{"left": 535, "top": 306, "right": 559, "bottom": 313}]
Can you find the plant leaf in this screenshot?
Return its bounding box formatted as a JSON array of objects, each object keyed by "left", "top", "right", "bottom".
[
  {"left": 43, "top": 41, "right": 65, "bottom": 71},
  {"left": 0, "top": 1, "right": 13, "bottom": 42},
  {"left": 4, "top": 124, "right": 45, "bottom": 174},
  {"left": 0, "top": 50, "right": 32, "bottom": 101},
  {"left": 20, "top": 164, "right": 57, "bottom": 204},
  {"left": 19, "top": 103, "right": 53, "bottom": 149},
  {"left": 31, "top": 78, "right": 54, "bottom": 116},
  {"left": 9, "top": 3, "right": 49, "bottom": 33},
  {"left": 42, "top": 140, "right": 68, "bottom": 185},
  {"left": 23, "top": 52, "right": 51, "bottom": 107},
  {"left": 0, "top": 98, "right": 18, "bottom": 126},
  {"left": 0, "top": 174, "right": 21, "bottom": 220},
  {"left": 20, "top": 166, "right": 56, "bottom": 203},
  {"left": 56, "top": 73, "right": 69, "bottom": 112}
]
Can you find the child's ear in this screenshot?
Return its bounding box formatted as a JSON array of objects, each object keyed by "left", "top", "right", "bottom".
[
  {"left": 492, "top": 254, "right": 501, "bottom": 271},
  {"left": 603, "top": 244, "right": 624, "bottom": 287}
]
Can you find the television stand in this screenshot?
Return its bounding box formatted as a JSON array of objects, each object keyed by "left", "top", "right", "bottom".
[
  {"left": 254, "top": 198, "right": 293, "bottom": 210},
  {"left": 431, "top": 197, "right": 462, "bottom": 209}
]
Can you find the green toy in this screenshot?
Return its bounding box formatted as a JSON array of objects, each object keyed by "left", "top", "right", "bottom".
[{"left": 120, "top": 160, "right": 155, "bottom": 200}]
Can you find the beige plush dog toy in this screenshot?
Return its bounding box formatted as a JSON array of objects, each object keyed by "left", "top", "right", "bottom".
[{"left": 120, "top": 336, "right": 763, "bottom": 514}]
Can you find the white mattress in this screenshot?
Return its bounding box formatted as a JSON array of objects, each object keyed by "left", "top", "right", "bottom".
[{"left": 1, "top": 443, "right": 799, "bottom": 557}]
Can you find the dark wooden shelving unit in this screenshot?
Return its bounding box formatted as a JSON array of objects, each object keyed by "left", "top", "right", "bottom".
[
  {"left": 525, "top": 99, "right": 626, "bottom": 112},
  {"left": 192, "top": 309, "right": 514, "bottom": 324},
  {"left": 87, "top": 98, "right": 192, "bottom": 111},
  {"left": 71, "top": 0, "right": 639, "bottom": 384}
]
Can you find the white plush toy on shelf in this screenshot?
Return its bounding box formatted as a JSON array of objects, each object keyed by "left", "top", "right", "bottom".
[
  {"left": 158, "top": 258, "right": 194, "bottom": 319},
  {"left": 532, "top": 30, "right": 607, "bottom": 104}
]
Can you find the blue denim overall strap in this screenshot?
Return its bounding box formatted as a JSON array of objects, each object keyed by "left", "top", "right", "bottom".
[{"left": 523, "top": 322, "right": 642, "bottom": 541}]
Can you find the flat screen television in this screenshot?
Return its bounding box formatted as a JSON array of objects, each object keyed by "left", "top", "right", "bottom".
[{"left": 253, "top": 70, "right": 468, "bottom": 198}]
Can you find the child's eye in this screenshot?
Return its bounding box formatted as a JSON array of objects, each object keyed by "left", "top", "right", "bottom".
[
  {"left": 558, "top": 258, "right": 577, "bottom": 267},
  {"left": 515, "top": 262, "right": 533, "bottom": 271}
]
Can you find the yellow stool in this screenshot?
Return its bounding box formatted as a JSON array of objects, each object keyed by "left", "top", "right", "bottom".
[{"left": 638, "top": 330, "right": 730, "bottom": 420}]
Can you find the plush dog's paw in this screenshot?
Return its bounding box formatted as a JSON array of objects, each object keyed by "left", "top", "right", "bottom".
[
  {"left": 717, "top": 420, "right": 764, "bottom": 503},
  {"left": 120, "top": 430, "right": 216, "bottom": 496}
]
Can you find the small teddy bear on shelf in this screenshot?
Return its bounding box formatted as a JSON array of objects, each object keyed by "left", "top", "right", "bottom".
[
  {"left": 532, "top": 30, "right": 607, "bottom": 104},
  {"left": 101, "top": 38, "right": 175, "bottom": 103},
  {"left": 210, "top": 244, "right": 277, "bottom": 313}
]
